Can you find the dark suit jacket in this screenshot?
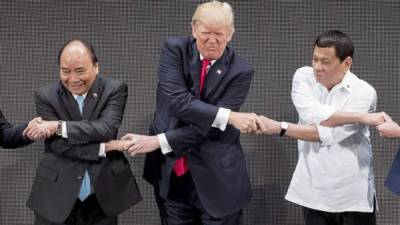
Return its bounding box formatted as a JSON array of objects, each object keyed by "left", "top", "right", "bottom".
[
  {"left": 385, "top": 148, "right": 400, "bottom": 195},
  {"left": 27, "top": 76, "right": 141, "bottom": 223},
  {"left": 0, "top": 109, "right": 31, "bottom": 148},
  {"left": 144, "top": 36, "right": 253, "bottom": 218}
]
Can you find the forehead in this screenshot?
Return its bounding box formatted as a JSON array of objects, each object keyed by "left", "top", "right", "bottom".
[
  {"left": 60, "top": 42, "right": 91, "bottom": 65},
  {"left": 195, "top": 21, "right": 229, "bottom": 33},
  {"left": 313, "top": 46, "right": 337, "bottom": 59}
]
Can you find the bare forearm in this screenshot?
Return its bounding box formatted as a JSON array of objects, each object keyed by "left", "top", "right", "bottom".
[
  {"left": 285, "top": 123, "right": 320, "bottom": 142},
  {"left": 320, "top": 112, "right": 366, "bottom": 127}
]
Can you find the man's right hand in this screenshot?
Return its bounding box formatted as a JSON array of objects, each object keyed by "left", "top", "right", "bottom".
[
  {"left": 360, "top": 112, "right": 390, "bottom": 126},
  {"left": 23, "top": 117, "right": 57, "bottom": 141},
  {"left": 105, "top": 139, "right": 136, "bottom": 152},
  {"left": 228, "top": 111, "right": 259, "bottom": 133}
]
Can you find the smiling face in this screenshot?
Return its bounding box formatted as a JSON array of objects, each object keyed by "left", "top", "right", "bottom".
[
  {"left": 192, "top": 21, "right": 232, "bottom": 60},
  {"left": 312, "top": 46, "right": 352, "bottom": 90},
  {"left": 59, "top": 41, "right": 98, "bottom": 95}
]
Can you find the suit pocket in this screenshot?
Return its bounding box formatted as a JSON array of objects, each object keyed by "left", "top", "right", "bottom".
[
  {"left": 111, "top": 159, "right": 131, "bottom": 175},
  {"left": 37, "top": 165, "right": 58, "bottom": 182},
  {"left": 220, "top": 151, "right": 238, "bottom": 169}
]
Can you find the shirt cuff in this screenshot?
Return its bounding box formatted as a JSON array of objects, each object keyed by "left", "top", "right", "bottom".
[
  {"left": 317, "top": 125, "right": 332, "bottom": 146},
  {"left": 62, "top": 122, "right": 68, "bottom": 138},
  {"left": 212, "top": 107, "right": 230, "bottom": 131},
  {"left": 157, "top": 133, "right": 173, "bottom": 155},
  {"left": 314, "top": 106, "right": 336, "bottom": 125},
  {"left": 99, "top": 143, "right": 106, "bottom": 157}
]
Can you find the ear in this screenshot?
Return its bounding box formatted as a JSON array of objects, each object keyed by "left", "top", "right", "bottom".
[
  {"left": 226, "top": 29, "right": 234, "bottom": 42},
  {"left": 192, "top": 22, "right": 198, "bottom": 39},
  {"left": 94, "top": 63, "right": 99, "bottom": 74},
  {"left": 343, "top": 56, "right": 352, "bottom": 70}
]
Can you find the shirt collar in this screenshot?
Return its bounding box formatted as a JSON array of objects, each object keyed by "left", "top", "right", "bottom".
[
  {"left": 72, "top": 92, "right": 88, "bottom": 100},
  {"left": 316, "top": 70, "right": 353, "bottom": 93},
  {"left": 335, "top": 70, "right": 353, "bottom": 92},
  {"left": 199, "top": 54, "right": 216, "bottom": 66}
]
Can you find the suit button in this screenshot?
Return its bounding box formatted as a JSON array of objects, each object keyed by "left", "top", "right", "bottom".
[{"left": 77, "top": 176, "right": 83, "bottom": 180}]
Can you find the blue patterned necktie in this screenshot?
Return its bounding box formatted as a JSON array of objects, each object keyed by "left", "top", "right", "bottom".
[{"left": 76, "top": 95, "right": 91, "bottom": 201}]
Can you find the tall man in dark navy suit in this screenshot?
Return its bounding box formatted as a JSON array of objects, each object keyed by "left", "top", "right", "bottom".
[
  {"left": 122, "top": 1, "right": 258, "bottom": 224},
  {"left": 25, "top": 39, "right": 141, "bottom": 225}
]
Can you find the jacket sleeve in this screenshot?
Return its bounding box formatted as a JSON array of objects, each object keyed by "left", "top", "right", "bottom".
[
  {"left": 64, "top": 82, "right": 128, "bottom": 145},
  {"left": 0, "top": 111, "right": 31, "bottom": 148},
  {"left": 164, "top": 69, "right": 254, "bottom": 156},
  {"left": 34, "top": 82, "right": 127, "bottom": 161},
  {"left": 157, "top": 40, "right": 220, "bottom": 137}
]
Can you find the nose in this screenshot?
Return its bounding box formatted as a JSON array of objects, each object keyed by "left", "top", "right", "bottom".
[
  {"left": 208, "top": 34, "right": 217, "bottom": 43},
  {"left": 69, "top": 73, "right": 81, "bottom": 83}
]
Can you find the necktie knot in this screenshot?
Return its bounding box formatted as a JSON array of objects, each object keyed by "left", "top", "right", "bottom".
[{"left": 202, "top": 59, "right": 211, "bottom": 68}]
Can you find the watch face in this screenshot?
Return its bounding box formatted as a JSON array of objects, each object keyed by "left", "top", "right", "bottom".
[{"left": 281, "top": 122, "right": 288, "bottom": 130}]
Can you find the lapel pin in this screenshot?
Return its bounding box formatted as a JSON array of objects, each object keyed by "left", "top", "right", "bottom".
[
  {"left": 217, "top": 69, "right": 222, "bottom": 75},
  {"left": 92, "top": 93, "right": 98, "bottom": 98}
]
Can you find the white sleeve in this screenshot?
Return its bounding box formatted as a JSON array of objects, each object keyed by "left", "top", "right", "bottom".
[
  {"left": 62, "top": 122, "right": 68, "bottom": 138},
  {"left": 291, "top": 67, "right": 336, "bottom": 125},
  {"left": 157, "top": 133, "right": 173, "bottom": 155},
  {"left": 98, "top": 143, "right": 106, "bottom": 157},
  {"left": 317, "top": 85, "right": 377, "bottom": 146},
  {"left": 211, "top": 107, "right": 231, "bottom": 131}
]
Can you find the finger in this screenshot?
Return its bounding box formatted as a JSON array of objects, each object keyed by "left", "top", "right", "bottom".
[
  {"left": 120, "top": 134, "right": 131, "bottom": 140},
  {"left": 23, "top": 127, "right": 28, "bottom": 136},
  {"left": 123, "top": 141, "right": 134, "bottom": 151},
  {"left": 383, "top": 113, "right": 392, "bottom": 122}
]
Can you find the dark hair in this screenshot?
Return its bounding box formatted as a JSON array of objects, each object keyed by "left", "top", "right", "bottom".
[
  {"left": 57, "top": 38, "right": 98, "bottom": 65},
  {"left": 314, "top": 30, "right": 354, "bottom": 62}
]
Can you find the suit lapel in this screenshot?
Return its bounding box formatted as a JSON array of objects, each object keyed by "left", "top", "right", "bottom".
[
  {"left": 190, "top": 40, "right": 201, "bottom": 98},
  {"left": 82, "top": 77, "right": 102, "bottom": 120},
  {"left": 58, "top": 82, "right": 81, "bottom": 121},
  {"left": 204, "top": 49, "right": 230, "bottom": 97}
]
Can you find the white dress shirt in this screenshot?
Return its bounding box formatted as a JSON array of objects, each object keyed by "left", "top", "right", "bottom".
[
  {"left": 61, "top": 93, "right": 106, "bottom": 157},
  {"left": 158, "top": 55, "right": 231, "bottom": 154},
  {"left": 285, "top": 66, "right": 377, "bottom": 212}
]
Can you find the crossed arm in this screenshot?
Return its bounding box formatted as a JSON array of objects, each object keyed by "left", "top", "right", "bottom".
[{"left": 24, "top": 84, "right": 134, "bottom": 161}]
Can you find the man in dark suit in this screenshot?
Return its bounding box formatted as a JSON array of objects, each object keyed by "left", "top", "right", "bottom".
[
  {"left": 26, "top": 39, "right": 141, "bottom": 225},
  {"left": 374, "top": 115, "right": 400, "bottom": 195},
  {"left": 0, "top": 110, "right": 45, "bottom": 148},
  {"left": 122, "top": 1, "right": 258, "bottom": 224}
]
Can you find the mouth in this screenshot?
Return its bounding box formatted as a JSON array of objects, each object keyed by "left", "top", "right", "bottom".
[{"left": 70, "top": 83, "right": 85, "bottom": 90}]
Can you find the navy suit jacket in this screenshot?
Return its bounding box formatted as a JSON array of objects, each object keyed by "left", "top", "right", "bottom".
[
  {"left": 385, "top": 148, "right": 400, "bottom": 195},
  {"left": 27, "top": 77, "right": 141, "bottom": 223},
  {"left": 144, "top": 36, "right": 253, "bottom": 218},
  {"left": 0, "top": 109, "right": 31, "bottom": 148}
]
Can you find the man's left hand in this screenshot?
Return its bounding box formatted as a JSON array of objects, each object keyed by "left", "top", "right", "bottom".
[{"left": 121, "top": 133, "right": 160, "bottom": 156}]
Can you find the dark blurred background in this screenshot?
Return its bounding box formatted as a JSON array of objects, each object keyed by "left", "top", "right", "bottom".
[{"left": 1, "top": 1, "right": 399, "bottom": 224}]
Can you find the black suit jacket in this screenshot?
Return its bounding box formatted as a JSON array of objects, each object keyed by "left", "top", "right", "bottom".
[
  {"left": 385, "top": 148, "right": 400, "bottom": 195},
  {"left": 27, "top": 76, "right": 141, "bottom": 223},
  {"left": 144, "top": 36, "right": 253, "bottom": 218},
  {"left": 0, "top": 109, "right": 31, "bottom": 148}
]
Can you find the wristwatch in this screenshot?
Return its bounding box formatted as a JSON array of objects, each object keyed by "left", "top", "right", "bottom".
[
  {"left": 279, "top": 121, "right": 288, "bottom": 137},
  {"left": 55, "top": 120, "right": 63, "bottom": 136}
]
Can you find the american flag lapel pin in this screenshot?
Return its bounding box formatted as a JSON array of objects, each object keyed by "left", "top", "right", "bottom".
[
  {"left": 92, "top": 93, "right": 98, "bottom": 98},
  {"left": 217, "top": 69, "right": 222, "bottom": 75}
]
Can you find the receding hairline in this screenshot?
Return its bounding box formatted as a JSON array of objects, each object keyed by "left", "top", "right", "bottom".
[{"left": 58, "top": 39, "right": 98, "bottom": 65}]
